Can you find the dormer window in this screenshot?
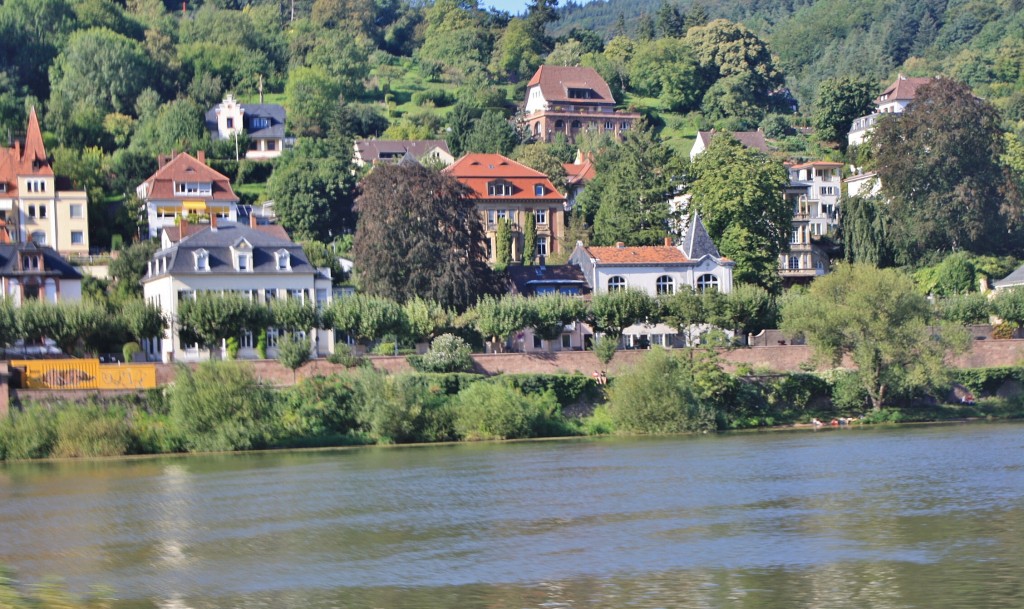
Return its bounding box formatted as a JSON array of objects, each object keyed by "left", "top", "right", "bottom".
[
  {"left": 175, "top": 181, "right": 212, "bottom": 196},
  {"left": 251, "top": 117, "right": 270, "bottom": 129},
  {"left": 237, "top": 254, "right": 250, "bottom": 271},
  {"left": 488, "top": 180, "right": 514, "bottom": 197},
  {"left": 534, "top": 184, "right": 545, "bottom": 196},
  {"left": 231, "top": 238, "right": 253, "bottom": 272},
  {"left": 275, "top": 249, "right": 291, "bottom": 271},
  {"left": 567, "top": 88, "right": 596, "bottom": 100},
  {"left": 0, "top": 182, "right": 7, "bottom": 193},
  {"left": 194, "top": 249, "right": 210, "bottom": 271}
]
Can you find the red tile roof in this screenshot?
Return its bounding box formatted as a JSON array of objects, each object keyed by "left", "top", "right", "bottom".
[
  {"left": 585, "top": 245, "right": 689, "bottom": 264},
  {"left": 139, "top": 152, "right": 238, "bottom": 202},
  {"left": 789, "top": 161, "right": 843, "bottom": 170},
  {"left": 445, "top": 154, "right": 565, "bottom": 201},
  {"left": 877, "top": 75, "right": 934, "bottom": 104},
  {"left": 0, "top": 108, "right": 55, "bottom": 197},
  {"left": 563, "top": 153, "right": 597, "bottom": 186},
  {"left": 526, "top": 66, "right": 616, "bottom": 105}
]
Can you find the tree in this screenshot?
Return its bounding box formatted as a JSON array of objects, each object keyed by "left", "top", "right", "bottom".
[
  {"left": 473, "top": 294, "right": 535, "bottom": 351},
  {"left": 522, "top": 210, "right": 537, "bottom": 265},
  {"left": 495, "top": 217, "right": 513, "bottom": 267},
  {"left": 589, "top": 289, "right": 656, "bottom": 339},
  {"left": 812, "top": 77, "right": 877, "bottom": 148},
  {"left": 512, "top": 143, "right": 569, "bottom": 193},
  {"left": 267, "top": 141, "right": 356, "bottom": 242},
  {"left": 992, "top": 288, "right": 1024, "bottom": 331},
  {"left": 685, "top": 19, "right": 783, "bottom": 107},
  {"left": 284, "top": 66, "right": 341, "bottom": 137},
  {"left": 0, "top": 298, "right": 17, "bottom": 348},
  {"left": 270, "top": 298, "right": 319, "bottom": 334},
  {"left": 119, "top": 299, "right": 166, "bottom": 344},
  {"left": 178, "top": 293, "right": 268, "bottom": 359},
  {"left": 937, "top": 292, "right": 990, "bottom": 325},
  {"left": 587, "top": 122, "right": 677, "bottom": 246},
  {"left": 781, "top": 263, "right": 968, "bottom": 410},
  {"left": 608, "top": 348, "right": 717, "bottom": 433},
  {"left": 688, "top": 135, "right": 790, "bottom": 292},
  {"left": 129, "top": 98, "right": 210, "bottom": 156},
  {"left": 446, "top": 102, "right": 481, "bottom": 158},
  {"left": 872, "top": 79, "right": 1020, "bottom": 263},
  {"left": 488, "top": 18, "right": 544, "bottom": 83},
  {"left": 659, "top": 286, "right": 705, "bottom": 345},
  {"left": 352, "top": 163, "right": 490, "bottom": 311},
  {"left": 840, "top": 195, "right": 893, "bottom": 267},
  {"left": 465, "top": 110, "right": 520, "bottom": 155},
  {"left": 656, "top": 0, "right": 684, "bottom": 38},
  {"left": 416, "top": 0, "right": 488, "bottom": 83},
  {"left": 719, "top": 283, "right": 776, "bottom": 338},
  {"left": 277, "top": 333, "right": 311, "bottom": 381},
  {"left": 402, "top": 297, "right": 449, "bottom": 344},
  {"left": 530, "top": 294, "right": 587, "bottom": 348},
  {"left": 629, "top": 37, "right": 702, "bottom": 112}
]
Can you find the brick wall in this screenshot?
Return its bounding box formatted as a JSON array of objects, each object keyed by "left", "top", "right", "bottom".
[{"left": 7, "top": 340, "right": 1024, "bottom": 408}]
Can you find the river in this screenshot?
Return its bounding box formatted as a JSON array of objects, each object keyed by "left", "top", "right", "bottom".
[{"left": 1, "top": 423, "right": 1023, "bottom": 609}]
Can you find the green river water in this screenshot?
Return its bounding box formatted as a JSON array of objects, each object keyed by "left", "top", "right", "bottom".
[{"left": 1, "top": 422, "right": 1023, "bottom": 608}]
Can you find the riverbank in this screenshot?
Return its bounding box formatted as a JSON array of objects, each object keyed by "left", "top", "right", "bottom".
[{"left": 3, "top": 347, "right": 1024, "bottom": 462}]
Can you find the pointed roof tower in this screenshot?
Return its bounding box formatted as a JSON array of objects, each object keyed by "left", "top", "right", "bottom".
[
  {"left": 679, "top": 211, "right": 722, "bottom": 260},
  {"left": 20, "top": 107, "right": 52, "bottom": 176}
]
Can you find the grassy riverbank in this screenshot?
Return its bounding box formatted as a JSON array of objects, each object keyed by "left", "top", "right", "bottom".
[{"left": 3, "top": 351, "right": 1024, "bottom": 461}]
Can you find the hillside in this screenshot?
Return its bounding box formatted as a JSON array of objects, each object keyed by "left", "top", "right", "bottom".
[{"left": 554, "top": 0, "right": 1024, "bottom": 115}]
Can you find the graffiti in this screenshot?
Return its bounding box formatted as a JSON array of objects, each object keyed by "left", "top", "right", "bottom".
[{"left": 11, "top": 359, "right": 157, "bottom": 390}]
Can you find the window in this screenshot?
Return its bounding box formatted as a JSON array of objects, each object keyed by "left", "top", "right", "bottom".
[
  {"left": 608, "top": 276, "right": 626, "bottom": 291},
  {"left": 536, "top": 236, "right": 548, "bottom": 257},
  {"left": 788, "top": 255, "right": 800, "bottom": 270},
  {"left": 70, "top": 204, "right": 83, "bottom": 218},
  {"left": 561, "top": 334, "right": 572, "bottom": 349},
  {"left": 534, "top": 184, "right": 545, "bottom": 196},
  {"left": 534, "top": 209, "right": 547, "bottom": 225},
  {"left": 487, "top": 209, "right": 497, "bottom": 225},
  {"left": 696, "top": 273, "right": 719, "bottom": 292},
  {"left": 38, "top": 205, "right": 46, "bottom": 219},
  {"left": 226, "top": 118, "right": 234, "bottom": 129},
  {"left": 241, "top": 331, "right": 254, "bottom": 349},
  {"left": 534, "top": 335, "right": 543, "bottom": 349},
  {"left": 497, "top": 209, "right": 509, "bottom": 221},
  {"left": 177, "top": 290, "right": 196, "bottom": 303},
  {"left": 194, "top": 249, "right": 209, "bottom": 271},
  {"left": 488, "top": 181, "right": 513, "bottom": 196},
  {"left": 266, "top": 140, "right": 276, "bottom": 151},
  {"left": 536, "top": 286, "right": 556, "bottom": 295},
  {"left": 237, "top": 254, "right": 249, "bottom": 271},
  {"left": 71, "top": 231, "right": 84, "bottom": 245},
  {"left": 621, "top": 121, "right": 631, "bottom": 131},
  {"left": 251, "top": 117, "right": 270, "bottom": 129},
  {"left": 275, "top": 250, "right": 291, "bottom": 270},
  {"left": 28, "top": 205, "right": 36, "bottom": 218},
  {"left": 820, "top": 186, "right": 836, "bottom": 196},
  {"left": 791, "top": 229, "right": 801, "bottom": 244},
  {"left": 266, "top": 328, "right": 279, "bottom": 348},
  {"left": 485, "top": 238, "right": 493, "bottom": 260},
  {"left": 174, "top": 182, "right": 212, "bottom": 195},
  {"left": 560, "top": 287, "right": 580, "bottom": 295},
  {"left": 605, "top": 121, "right": 614, "bottom": 130},
  {"left": 288, "top": 289, "right": 305, "bottom": 301},
  {"left": 656, "top": 275, "right": 675, "bottom": 295},
  {"left": 30, "top": 231, "right": 45, "bottom": 245}
]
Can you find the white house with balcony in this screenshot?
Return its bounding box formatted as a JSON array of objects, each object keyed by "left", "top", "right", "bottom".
[
  {"left": 847, "top": 75, "right": 934, "bottom": 147},
  {"left": 141, "top": 219, "right": 334, "bottom": 362},
  {"left": 137, "top": 151, "right": 239, "bottom": 238},
  {"left": 780, "top": 161, "right": 842, "bottom": 284},
  {"left": 205, "top": 94, "right": 288, "bottom": 160},
  {"left": 569, "top": 213, "right": 734, "bottom": 348}
]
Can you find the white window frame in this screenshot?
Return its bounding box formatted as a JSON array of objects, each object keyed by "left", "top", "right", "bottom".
[{"left": 607, "top": 275, "right": 626, "bottom": 291}]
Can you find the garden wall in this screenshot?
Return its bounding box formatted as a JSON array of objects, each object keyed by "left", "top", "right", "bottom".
[{"left": 6, "top": 340, "right": 1024, "bottom": 408}]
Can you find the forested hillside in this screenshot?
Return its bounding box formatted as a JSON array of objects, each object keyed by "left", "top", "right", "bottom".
[{"left": 555, "top": 0, "right": 1024, "bottom": 114}]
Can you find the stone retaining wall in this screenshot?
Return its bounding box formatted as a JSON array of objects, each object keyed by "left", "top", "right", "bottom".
[{"left": 6, "top": 340, "right": 1024, "bottom": 408}]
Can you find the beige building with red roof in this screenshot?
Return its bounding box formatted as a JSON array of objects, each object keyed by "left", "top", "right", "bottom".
[
  {"left": 562, "top": 150, "right": 597, "bottom": 210},
  {"left": 137, "top": 151, "right": 240, "bottom": 238},
  {"left": 0, "top": 109, "right": 89, "bottom": 255},
  {"left": 782, "top": 161, "right": 843, "bottom": 283},
  {"left": 523, "top": 66, "right": 642, "bottom": 143},
  {"left": 445, "top": 153, "right": 566, "bottom": 264},
  {"left": 689, "top": 129, "right": 771, "bottom": 161}
]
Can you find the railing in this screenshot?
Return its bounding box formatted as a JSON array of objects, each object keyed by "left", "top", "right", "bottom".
[{"left": 10, "top": 359, "right": 157, "bottom": 390}]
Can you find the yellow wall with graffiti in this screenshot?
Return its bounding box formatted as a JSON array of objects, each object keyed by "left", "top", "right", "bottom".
[{"left": 10, "top": 359, "right": 157, "bottom": 390}]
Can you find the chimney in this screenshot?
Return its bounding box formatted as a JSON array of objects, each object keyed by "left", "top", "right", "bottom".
[
  {"left": 250, "top": 212, "right": 258, "bottom": 228},
  {"left": 179, "top": 215, "right": 188, "bottom": 238},
  {"left": 664, "top": 237, "right": 672, "bottom": 247},
  {"left": 615, "top": 242, "right": 625, "bottom": 249},
  {"left": 210, "top": 213, "right": 218, "bottom": 231},
  {"left": 197, "top": 150, "right": 206, "bottom": 163}
]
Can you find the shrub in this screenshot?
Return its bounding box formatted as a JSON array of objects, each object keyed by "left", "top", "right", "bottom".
[
  {"left": 351, "top": 371, "right": 442, "bottom": 443},
  {"left": 123, "top": 341, "right": 141, "bottom": 363},
  {"left": 992, "top": 322, "right": 1016, "bottom": 339},
  {"left": 52, "top": 403, "right": 134, "bottom": 458},
  {"left": 825, "top": 369, "right": 871, "bottom": 412},
  {"left": 169, "top": 361, "right": 279, "bottom": 452},
  {"left": 451, "top": 382, "right": 557, "bottom": 441},
  {"left": 276, "top": 375, "right": 359, "bottom": 441},
  {"left": 256, "top": 330, "right": 268, "bottom": 359},
  {"left": 492, "top": 373, "right": 598, "bottom": 407},
  {"left": 593, "top": 335, "right": 617, "bottom": 365},
  {"left": 0, "top": 407, "right": 58, "bottom": 460},
  {"left": 411, "top": 88, "right": 454, "bottom": 107},
  {"left": 413, "top": 333, "right": 474, "bottom": 373},
  {"left": 327, "top": 343, "right": 367, "bottom": 367},
  {"left": 607, "top": 348, "right": 718, "bottom": 434},
  {"left": 580, "top": 404, "right": 616, "bottom": 435}
]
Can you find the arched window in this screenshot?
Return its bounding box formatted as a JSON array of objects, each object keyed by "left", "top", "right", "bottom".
[
  {"left": 696, "top": 273, "right": 719, "bottom": 292},
  {"left": 656, "top": 275, "right": 675, "bottom": 295},
  {"left": 788, "top": 255, "right": 800, "bottom": 270},
  {"left": 607, "top": 276, "right": 626, "bottom": 291},
  {"left": 554, "top": 120, "right": 565, "bottom": 130}
]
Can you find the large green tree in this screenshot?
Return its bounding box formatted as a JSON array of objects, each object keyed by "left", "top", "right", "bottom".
[
  {"left": 266, "top": 139, "right": 356, "bottom": 242},
  {"left": 685, "top": 19, "right": 784, "bottom": 107},
  {"left": 812, "top": 76, "right": 877, "bottom": 148},
  {"left": 872, "top": 79, "right": 1021, "bottom": 263},
  {"left": 352, "top": 162, "right": 490, "bottom": 311},
  {"left": 781, "top": 263, "right": 968, "bottom": 410},
  {"left": 586, "top": 122, "right": 678, "bottom": 246},
  {"left": 688, "top": 135, "right": 790, "bottom": 292},
  {"left": 628, "top": 37, "right": 702, "bottom": 112}
]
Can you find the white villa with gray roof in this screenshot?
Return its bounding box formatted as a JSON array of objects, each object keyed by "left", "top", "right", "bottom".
[{"left": 142, "top": 220, "right": 334, "bottom": 362}]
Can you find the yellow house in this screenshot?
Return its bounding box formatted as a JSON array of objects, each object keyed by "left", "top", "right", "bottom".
[{"left": 0, "top": 108, "right": 89, "bottom": 256}]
